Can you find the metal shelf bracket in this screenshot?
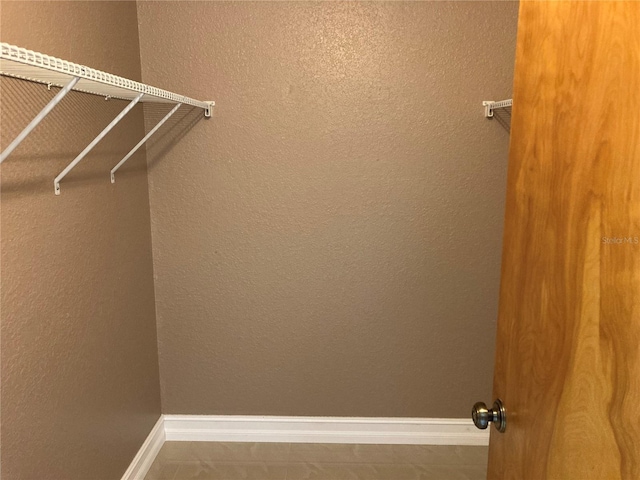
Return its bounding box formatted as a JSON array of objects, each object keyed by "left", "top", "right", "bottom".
[
  {"left": 483, "top": 99, "right": 513, "bottom": 118},
  {"left": 54, "top": 93, "right": 144, "bottom": 195},
  {"left": 111, "top": 102, "right": 182, "bottom": 183},
  {"left": 0, "top": 76, "right": 80, "bottom": 164}
]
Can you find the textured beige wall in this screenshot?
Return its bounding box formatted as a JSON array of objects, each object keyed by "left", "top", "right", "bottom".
[
  {"left": 1, "top": 2, "right": 161, "bottom": 478},
  {"left": 137, "top": 1, "right": 518, "bottom": 417}
]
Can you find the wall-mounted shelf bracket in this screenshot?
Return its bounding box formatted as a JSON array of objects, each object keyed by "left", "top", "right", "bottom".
[
  {"left": 483, "top": 99, "right": 512, "bottom": 118},
  {"left": 54, "top": 93, "right": 144, "bottom": 195},
  {"left": 205, "top": 101, "right": 215, "bottom": 118},
  {"left": 0, "top": 76, "right": 80, "bottom": 164},
  {"left": 111, "top": 102, "right": 182, "bottom": 183}
]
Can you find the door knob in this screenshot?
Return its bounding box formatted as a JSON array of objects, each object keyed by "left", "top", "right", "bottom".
[{"left": 472, "top": 398, "right": 506, "bottom": 432}]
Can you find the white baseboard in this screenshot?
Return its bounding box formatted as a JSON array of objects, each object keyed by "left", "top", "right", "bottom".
[
  {"left": 163, "top": 415, "right": 489, "bottom": 446},
  {"left": 122, "top": 415, "right": 488, "bottom": 477},
  {"left": 121, "top": 415, "right": 166, "bottom": 480}
]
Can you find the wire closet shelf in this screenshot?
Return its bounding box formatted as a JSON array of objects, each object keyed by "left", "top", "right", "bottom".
[
  {"left": 482, "top": 99, "right": 512, "bottom": 118},
  {"left": 0, "top": 42, "right": 214, "bottom": 194}
]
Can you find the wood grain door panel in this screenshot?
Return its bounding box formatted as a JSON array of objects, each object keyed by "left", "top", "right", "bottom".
[{"left": 488, "top": 2, "right": 640, "bottom": 478}]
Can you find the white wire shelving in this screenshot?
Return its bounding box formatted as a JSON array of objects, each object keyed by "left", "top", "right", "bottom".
[
  {"left": 0, "top": 42, "right": 214, "bottom": 194},
  {"left": 482, "top": 99, "right": 512, "bottom": 118}
]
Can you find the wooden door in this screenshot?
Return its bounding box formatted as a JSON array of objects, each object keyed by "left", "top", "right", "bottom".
[{"left": 488, "top": 1, "right": 640, "bottom": 479}]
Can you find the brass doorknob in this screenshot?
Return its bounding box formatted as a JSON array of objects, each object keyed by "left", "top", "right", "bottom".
[{"left": 472, "top": 398, "right": 506, "bottom": 433}]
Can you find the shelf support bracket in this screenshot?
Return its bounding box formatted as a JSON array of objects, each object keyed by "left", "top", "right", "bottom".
[
  {"left": 0, "top": 76, "right": 80, "bottom": 164},
  {"left": 205, "top": 101, "right": 214, "bottom": 118},
  {"left": 111, "top": 102, "right": 182, "bottom": 183},
  {"left": 483, "top": 99, "right": 513, "bottom": 118},
  {"left": 54, "top": 93, "right": 144, "bottom": 195}
]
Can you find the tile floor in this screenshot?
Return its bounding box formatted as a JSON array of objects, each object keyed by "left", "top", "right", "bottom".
[{"left": 144, "top": 442, "right": 488, "bottom": 480}]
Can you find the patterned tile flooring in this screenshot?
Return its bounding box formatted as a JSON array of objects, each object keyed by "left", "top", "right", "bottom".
[{"left": 144, "top": 442, "right": 488, "bottom": 480}]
